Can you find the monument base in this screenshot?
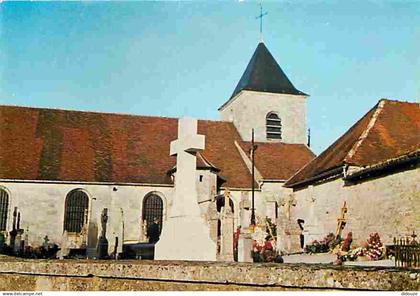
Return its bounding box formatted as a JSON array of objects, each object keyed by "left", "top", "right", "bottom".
[
  {"left": 278, "top": 233, "right": 302, "bottom": 254},
  {"left": 237, "top": 232, "right": 253, "bottom": 263},
  {"left": 155, "top": 216, "right": 216, "bottom": 261}
]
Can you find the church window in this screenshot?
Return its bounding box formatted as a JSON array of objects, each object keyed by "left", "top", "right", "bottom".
[
  {"left": 63, "top": 190, "right": 89, "bottom": 233},
  {"left": 266, "top": 112, "right": 282, "bottom": 140},
  {"left": 0, "top": 189, "right": 9, "bottom": 231},
  {"left": 199, "top": 175, "right": 203, "bottom": 182},
  {"left": 142, "top": 193, "right": 164, "bottom": 235}
]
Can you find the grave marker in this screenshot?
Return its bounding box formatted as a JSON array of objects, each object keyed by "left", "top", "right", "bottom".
[{"left": 155, "top": 117, "right": 216, "bottom": 261}]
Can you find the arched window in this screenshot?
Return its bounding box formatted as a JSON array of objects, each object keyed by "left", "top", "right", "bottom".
[
  {"left": 142, "top": 193, "right": 164, "bottom": 235},
  {"left": 64, "top": 190, "right": 89, "bottom": 233},
  {"left": 266, "top": 112, "right": 282, "bottom": 140},
  {"left": 0, "top": 188, "right": 9, "bottom": 231}
]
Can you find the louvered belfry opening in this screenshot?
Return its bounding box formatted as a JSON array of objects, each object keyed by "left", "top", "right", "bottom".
[
  {"left": 64, "top": 190, "right": 89, "bottom": 233},
  {"left": 143, "top": 194, "right": 163, "bottom": 234},
  {"left": 0, "top": 189, "right": 9, "bottom": 231},
  {"left": 266, "top": 112, "right": 282, "bottom": 140}
]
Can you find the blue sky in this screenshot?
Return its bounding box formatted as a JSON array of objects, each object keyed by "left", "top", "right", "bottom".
[{"left": 1, "top": 1, "right": 419, "bottom": 154}]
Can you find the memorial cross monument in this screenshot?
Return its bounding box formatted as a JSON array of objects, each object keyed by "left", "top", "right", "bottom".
[{"left": 155, "top": 117, "right": 216, "bottom": 261}]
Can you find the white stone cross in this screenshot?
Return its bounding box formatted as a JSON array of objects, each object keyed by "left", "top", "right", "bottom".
[
  {"left": 155, "top": 117, "right": 216, "bottom": 261},
  {"left": 169, "top": 117, "right": 205, "bottom": 218}
]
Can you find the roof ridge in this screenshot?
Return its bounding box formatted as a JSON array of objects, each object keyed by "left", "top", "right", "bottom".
[
  {"left": 0, "top": 104, "right": 231, "bottom": 124},
  {"left": 0, "top": 104, "right": 179, "bottom": 120},
  {"left": 344, "top": 100, "right": 387, "bottom": 164}
]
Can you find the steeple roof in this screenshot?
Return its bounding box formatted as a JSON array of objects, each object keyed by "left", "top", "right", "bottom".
[{"left": 221, "top": 42, "right": 307, "bottom": 110}]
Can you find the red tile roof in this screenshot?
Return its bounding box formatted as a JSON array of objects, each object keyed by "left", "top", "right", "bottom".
[
  {"left": 239, "top": 141, "right": 315, "bottom": 181},
  {"left": 285, "top": 99, "right": 420, "bottom": 187},
  {"left": 0, "top": 105, "right": 314, "bottom": 189}
]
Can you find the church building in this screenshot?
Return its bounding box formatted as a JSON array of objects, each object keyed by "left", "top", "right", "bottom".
[{"left": 0, "top": 41, "right": 315, "bottom": 258}]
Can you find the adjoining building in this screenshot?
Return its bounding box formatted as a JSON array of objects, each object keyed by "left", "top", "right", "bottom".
[{"left": 285, "top": 99, "right": 420, "bottom": 246}]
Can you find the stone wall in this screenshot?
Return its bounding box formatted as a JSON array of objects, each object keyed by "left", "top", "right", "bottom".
[
  {"left": 219, "top": 90, "right": 307, "bottom": 144},
  {"left": 0, "top": 258, "right": 418, "bottom": 291},
  {"left": 0, "top": 182, "right": 174, "bottom": 251},
  {"left": 291, "top": 168, "right": 420, "bottom": 245}
]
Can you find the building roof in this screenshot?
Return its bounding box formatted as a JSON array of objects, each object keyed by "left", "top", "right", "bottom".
[
  {"left": 0, "top": 105, "right": 314, "bottom": 189},
  {"left": 285, "top": 99, "right": 420, "bottom": 188},
  {"left": 219, "top": 42, "right": 307, "bottom": 110},
  {"left": 239, "top": 141, "right": 315, "bottom": 181}
]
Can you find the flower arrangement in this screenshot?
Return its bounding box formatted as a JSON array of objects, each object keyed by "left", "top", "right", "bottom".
[
  {"left": 337, "top": 232, "right": 385, "bottom": 263},
  {"left": 364, "top": 232, "right": 384, "bottom": 260},
  {"left": 305, "top": 233, "right": 341, "bottom": 254}
]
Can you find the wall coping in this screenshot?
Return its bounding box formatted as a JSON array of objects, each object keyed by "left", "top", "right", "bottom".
[{"left": 0, "top": 258, "right": 418, "bottom": 291}]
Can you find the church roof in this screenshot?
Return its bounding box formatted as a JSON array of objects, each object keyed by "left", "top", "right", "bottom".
[
  {"left": 285, "top": 99, "right": 420, "bottom": 188},
  {"left": 220, "top": 42, "right": 307, "bottom": 110},
  {"left": 238, "top": 141, "right": 315, "bottom": 181},
  {"left": 0, "top": 105, "right": 314, "bottom": 189}
]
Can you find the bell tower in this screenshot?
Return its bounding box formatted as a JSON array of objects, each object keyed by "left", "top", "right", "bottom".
[{"left": 219, "top": 42, "right": 309, "bottom": 144}]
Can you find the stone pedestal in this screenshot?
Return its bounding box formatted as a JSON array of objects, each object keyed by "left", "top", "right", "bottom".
[
  {"left": 277, "top": 216, "right": 302, "bottom": 254},
  {"left": 237, "top": 231, "right": 253, "bottom": 262},
  {"left": 14, "top": 232, "right": 23, "bottom": 254},
  {"left": 155, "top": 216, "right": 216, "bottom": 261},
  {"left": 155, "top": 118, "right": 216, "bottom": 261},
  {"left": 219, "top": 206, "right": 234, "bottom": 262}
]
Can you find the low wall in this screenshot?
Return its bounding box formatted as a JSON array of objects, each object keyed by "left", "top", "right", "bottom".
[{"left": 0, "top": 258, "right": 418, "bottom": 291}]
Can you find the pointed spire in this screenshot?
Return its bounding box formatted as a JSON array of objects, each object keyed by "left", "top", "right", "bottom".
[{"left": 228, "top": 43, "right": 307, "bottom": 101}]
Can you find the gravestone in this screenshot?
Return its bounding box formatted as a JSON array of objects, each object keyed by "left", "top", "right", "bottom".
[
  {"left": 58, "top": 231, "right": 70, "bottom": 259},
  {"left": 207, "top": 199, "right": 219, "bottom": 244},
  {"left": 14, "top": 230, "right": 23, "bottom": 254},
  {"left": 155, "top": 117, "right": 216, "bottom": 261},
  {"left": 237, "top": 194, "right": 253, "bottom": 262},
  {"left": 87, "top": 221, "right": 98, "bottom": 259},
  {"left": 219, "top": 189, "right": 234, "bottom": 262},
  {"left": 43, "top": 235, "right": 50, "bottom": 250},
  {"left": 140, "top": 219, "right": 148, "bottom": 242},
  {"left": 277, "top": 195, "right": 301, "bottom": 253},
  {"left": 23, "top": 227, "right": 29, "bottom": 254},
  {"left": 115, "top": 208, "right": 124, "bottom": 258},
  {"left": 9, "top": 207, "right": 18, "bottom": 251},
  {"left": 97, "top": 208, "right": 109, "bottom": 259}
]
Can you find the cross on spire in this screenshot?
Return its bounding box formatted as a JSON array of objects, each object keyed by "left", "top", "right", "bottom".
[{"left": 256, "top": 2, "right": 268, "bottom": 42}]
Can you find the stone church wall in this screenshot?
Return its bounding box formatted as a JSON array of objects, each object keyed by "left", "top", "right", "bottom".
[
  {"left": 0, "top": 181, "right": 174, "bottom": 250},
  {"left": 291, "top": 168, "right": 420, "bottom": 246},
  {"left": 219, "top": 90, "right": 307, "bottom": 144}
]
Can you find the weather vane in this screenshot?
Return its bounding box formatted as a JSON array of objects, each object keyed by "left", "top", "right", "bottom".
[{"left": 256, "top": 2, "right": 268, "bottom": 42}]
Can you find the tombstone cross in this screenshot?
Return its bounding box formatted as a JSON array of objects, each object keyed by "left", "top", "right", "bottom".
[
  {"left": 335, "top": 201, "right": 347, "bottom": 238},
  {"left": 223, "top": 188, "right": 231, "bottom": 213},
  {"left": 101, "top": 208, "right": 109, "bottom": 238},
  {"left": 169, "top": 117, "right": 205, "bottom": 217}
]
